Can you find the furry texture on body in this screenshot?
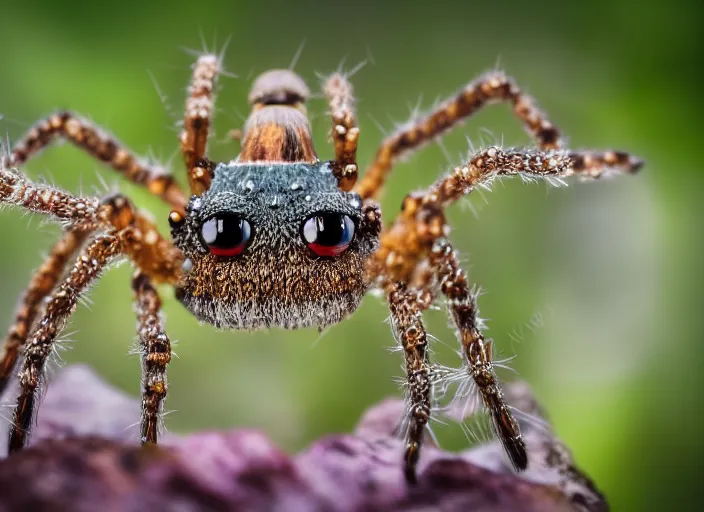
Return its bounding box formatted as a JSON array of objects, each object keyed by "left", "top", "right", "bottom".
[{"left": 173, "top": 161, "right": 380, "bottom": 330}]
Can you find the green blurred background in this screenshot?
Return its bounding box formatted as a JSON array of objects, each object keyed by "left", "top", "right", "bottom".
[{"left": 0, "top": 0, "right": 700, "bottom": 509}]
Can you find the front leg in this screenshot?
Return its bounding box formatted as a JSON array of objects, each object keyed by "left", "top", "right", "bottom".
[
  {"left": 0, "top": 229, "right": 90, "bottom": 396},
  {"left": 386, "top": 282, "right": 434, "bottom": 484},
  {"left": 429, "top": 238, "right": 527, "bottom": 471},
  {"left": 132, "top": 273, "right": 172, "bottom": 445},
  {"left": 9, "top": 235, "right": 121, "bottom": 452}
]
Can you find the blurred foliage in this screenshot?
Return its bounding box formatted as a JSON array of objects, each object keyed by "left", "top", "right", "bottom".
[{"left": 0, "top": 1, "right": 700, "bottom": 510}]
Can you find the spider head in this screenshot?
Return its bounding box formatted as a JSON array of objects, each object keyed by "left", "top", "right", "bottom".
[{"left": 170, "top": 161, "right": 381, "bottom": 330}]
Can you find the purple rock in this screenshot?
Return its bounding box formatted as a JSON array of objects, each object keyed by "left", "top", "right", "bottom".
[{"left": 0, "top": 365, "right": 607, "bottom": 511}]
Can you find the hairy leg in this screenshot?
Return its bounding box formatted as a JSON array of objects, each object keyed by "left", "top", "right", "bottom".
[
  {"left": 357, "top": 71, "right": 643, "bottom": 199},
  {"left": 180, "top": 54, "right": 221, "bottom": 195},
  {"left": 371, "top": 146, "right": 642, "bottom": 283},
  {"left": 1, "top": 165, "right": 182, "bottom": 285},
  {"left": 8, "top": 235, "right": 121, "bottom": 452},
  {"left": 367, "top": 145, "right": 643, "bottom": 473},
  {"left": 385, "top": 282, "right": 434, "bottom": 484},
  {"left": 421, "top": 146, "right": 641, "bottom": 207},
  {"left": 1, "top": 165, "right": 104, "bottom": 230},
  {"left": 323, "top": 73, "right": 359, "bottom": 191},
  {"left": 132, "top": 272, "right": 172, "bottom": 445},
  {"left": 412, "top": 148, "right": 642, "bottom": 464},
  {"left": 7, "top": 111, "right": 186, "bottom": 209},
  {"left": 0, "top": 230, "right": 90, "bottom": 396},
  {"left": 429, "top": 238, "right": 527, "bottom": 470},
  {"left": 1, "top": 160, "right": 182, "bottom": 452}
]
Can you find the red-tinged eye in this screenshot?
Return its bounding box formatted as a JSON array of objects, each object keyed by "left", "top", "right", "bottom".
[
  {"left": 201, "top": 214, "right": 252, "bottom": 257},
  {"left": 302, "top": 213, "right": 355, "bottom": 257}
]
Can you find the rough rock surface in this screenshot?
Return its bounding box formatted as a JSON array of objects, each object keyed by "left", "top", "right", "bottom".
[{"left": 0, "top": 365, "right": 607, "bottom": 511}]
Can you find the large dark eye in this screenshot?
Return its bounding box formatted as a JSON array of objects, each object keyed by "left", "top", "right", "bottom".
[
  {"left": 302, "top": 213, "right": 355, "bottom": 257},
  {"left": 201, "top": 214, "right": 252, "bottom": 257}
]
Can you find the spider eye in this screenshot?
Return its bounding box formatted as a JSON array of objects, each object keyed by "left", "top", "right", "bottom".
[
  {"left": 302, "top": 213, "right": 355, "bottom": 257},
  {"left": 201, "top": 214, "right": 252, "bottom": 257}
]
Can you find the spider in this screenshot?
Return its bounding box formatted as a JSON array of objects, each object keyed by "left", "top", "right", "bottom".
[{"left": 0, "top": 52, "right": 642, "bottom": 483}]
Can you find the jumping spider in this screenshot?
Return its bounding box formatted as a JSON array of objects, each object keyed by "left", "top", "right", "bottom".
[{"left": 0, "top": 53, "right": 642, "bottom": 483}]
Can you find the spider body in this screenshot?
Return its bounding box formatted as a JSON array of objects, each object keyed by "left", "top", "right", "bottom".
[
  {"left": 172, "top": 160, "right": 380, "bottom": 330},
  {"left": 0, "top": 53, "right": 643, "bottom": 483}
]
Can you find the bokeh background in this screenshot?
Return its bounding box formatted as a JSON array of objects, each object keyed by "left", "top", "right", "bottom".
[{"left": 0, "top": 0, "right": 699, "bottom": 509}]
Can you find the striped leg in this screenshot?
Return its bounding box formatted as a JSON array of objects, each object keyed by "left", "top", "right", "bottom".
[
  {"left": 7, "top": 111, "right": 185, "bottom": 209},
  {"left": 386, "top": 283, "right": 434, "bottom": 483},
  {"left": 132, "top": 273, "right": 172, "bottom": 445},
  {"left": 180, "top": 54, "right": 221, "bottom": 195},
  {"left": 8, "top": 235, "right": 121, "bottom": 452},
  {"left": 0, "top": 230, "right": 90, "bottom": 396},
  {"left": 323, "top": 72, "right": 359, "bottom": 191},
  {"left": 430, "top": 239, "right": 527, "bottom": 470},
  {"left": 372, "top": 146, "right": 642, "bottom": 284},
  {"left": 357, "top": 71, "right": 642, "bottom": 199}
]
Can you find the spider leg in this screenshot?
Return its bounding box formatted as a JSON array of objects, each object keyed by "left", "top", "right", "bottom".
[
  {"left": 4, "top": 219, "right": 180, "bottom": 452},
  {"left": 356, "top": 71, "right": 643, "bottom": 199},
  {"left": 429, "top": 238, "right": 527, "bottom": 471},
  {"left": 368, "top": 144, "right": 644, "bottom": 472},
  {"left": 8, "top": 235, "right": 122, "bottom": 452},
  {"left": 180, "top": 54, "right": 221, "bottom": 195},
  {"left": 323, "top": 73, "right": 359, "bottom": 191},
  {"left": 6, "top": 111, "right": 186, "bottom": 209},
  {"left": 0, "top": 229, "right": 90, "bottom": 396},
  {"left": 1, "top": 164, "right": 183, "bottom": 285},
  {"left": 2, "top": 163, "right": 108, "bottom": 230},
  {"left": 420, "top": 145, "right": 641, "bottom": 207},
  {"left": 132, "top": 272, "right": 172, "bottom": 445},
  {"left": 370, "top": 146, "right": 642, "bottom": 283},
  {"left": 385, "top": 282, "right": 434, "bottom": 484},
  {"left": 2, "top": 130, "right": 183, "bottom": 452}
]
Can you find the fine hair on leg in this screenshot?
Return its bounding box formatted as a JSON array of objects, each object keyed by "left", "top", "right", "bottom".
[
  {"left": 357, "top": 72, "right": 643, "bottom": 199},
  {"left": 8, "top": 235, "right": 121, "bottom": 452},
  {"left": 0, "top": 229, "right": 91, "bottom": 395},
  {"left": 8, "top": 111, "right": 185, "bottom": 209},
  {"left": 323, "top": 72, "right": 359, "bottom": 191},
  {"left": 386, "top": 282, "right": 434, "bottom": 484},
  {"left": 132, "top": 272, "right": 172, "bottom": 445},
  {"left": 429, "top": 238, "right": 527, "bottom": 470},
  {"left": 181, "top": 54, "right": 221, "bottom": 195}
]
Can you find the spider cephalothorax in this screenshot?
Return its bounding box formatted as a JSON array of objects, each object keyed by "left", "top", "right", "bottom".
[
  {"left": 172, "top": 160, "right": 380, "bottom": 330},
  {"left": 0, "top": 51, "right": 642, "bottom": 484}
]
